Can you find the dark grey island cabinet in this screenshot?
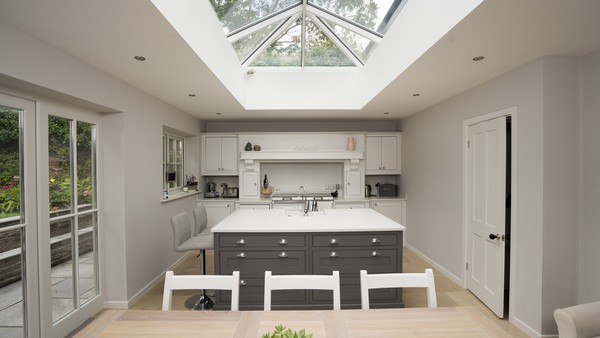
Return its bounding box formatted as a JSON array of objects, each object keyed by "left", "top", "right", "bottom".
[{"left": 213, "top": 231, "right": 403, "bottom": 310}]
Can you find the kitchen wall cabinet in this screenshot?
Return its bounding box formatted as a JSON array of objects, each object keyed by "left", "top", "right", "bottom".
[
  {"left": 199, "top": 201, "right": 234, "bottom": 228},
  {"left": 213, "top": 231, "right": 403, "bottom": 310},
  {"left": 241, "top": 171, "right": 259, "bottom": 198},
  {"left": 365, "top": 133, "right": 401, "bottom": 175},
  {"left": 202, "top": 135, "right": 238, "bottom": 175},
  {"left": 345, "top": 171, "right": 362, "bottom": 197}
]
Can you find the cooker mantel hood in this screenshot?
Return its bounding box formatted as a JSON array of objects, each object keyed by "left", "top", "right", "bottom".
[
  {"left": 240, "top": 151, "right": 363, "bottom": 171},
  {"left": 240, "top": 151, "right": 363, "bottom": 161}
]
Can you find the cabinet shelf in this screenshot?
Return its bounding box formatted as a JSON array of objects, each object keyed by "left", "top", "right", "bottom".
[{"left": 240, "top": 151, "right": 363, "bottom": 161}]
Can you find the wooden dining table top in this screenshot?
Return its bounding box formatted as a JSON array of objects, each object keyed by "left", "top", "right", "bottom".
[{"left": 74, "top": 306, "right": 513, "bottom": 337}]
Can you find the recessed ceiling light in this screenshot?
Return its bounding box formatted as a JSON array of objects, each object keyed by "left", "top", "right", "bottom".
[
  {"left": 188, "top": 94, "right": 196, "bottom": 97},
  {"left": 134, "top": 56, "right": 146, "bottom": 61},
  {"left": 383, "top": 112, "right": 390, "bottom": 115},
  {"left": 472, "top": 56, "right": 485, "bottom": 61},
  {"left": 216, "top": 113, "right": 222, "bottom": 116},
  {"left": 412, "top": 93, "right": 420, "bottom": 97}
]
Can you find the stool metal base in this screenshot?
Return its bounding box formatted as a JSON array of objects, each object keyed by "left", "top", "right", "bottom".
[{"left": 184, "top": 294, "right": 214, "bottom": 310}]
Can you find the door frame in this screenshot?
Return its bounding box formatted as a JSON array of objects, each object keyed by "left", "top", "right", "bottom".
[{"left": 462, "top": 106, "right": 518, "bottom": 321}]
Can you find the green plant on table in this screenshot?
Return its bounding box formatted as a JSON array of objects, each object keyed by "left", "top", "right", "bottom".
[{"left": 262, "top": 324, "right": 313, "bottom": 338}]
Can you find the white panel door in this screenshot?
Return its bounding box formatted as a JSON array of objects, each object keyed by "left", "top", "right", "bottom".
[{"left": 466, "top": 117, "right": 507, "bottom": 318}]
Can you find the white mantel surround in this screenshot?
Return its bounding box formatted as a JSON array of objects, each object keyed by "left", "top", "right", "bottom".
[{"left": 237, "top": 133, "right": 366, "bottom": 198}]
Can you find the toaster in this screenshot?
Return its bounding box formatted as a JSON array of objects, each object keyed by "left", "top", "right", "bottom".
[
  {"left": 222, "top": 187, "right": 239, "bottom": 198},
  {"left": 378, "top": 184, "right": 398, "bottom": 197}
]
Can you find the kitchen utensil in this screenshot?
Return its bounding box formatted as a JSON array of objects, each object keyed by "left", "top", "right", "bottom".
[{"left": 365, "top": 184, "right": 372, "bottom": 197}]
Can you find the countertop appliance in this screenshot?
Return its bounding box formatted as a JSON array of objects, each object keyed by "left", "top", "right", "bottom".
[
  {"left": 365, "top": 184, "right": 372, "bottom": 197},
  {"left": 205, "top": 182, "right": 218, "bottom": 198},
  {"left": 378, "top": 184, "right": 398, "bottom": 197},
  {"left": 222, "top": 187, "right": 239, "bottom": 198}
]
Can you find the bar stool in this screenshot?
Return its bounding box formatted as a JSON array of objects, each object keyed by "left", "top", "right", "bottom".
[{"left": 169, "top": 211, "right": 213, "bottom": 310}]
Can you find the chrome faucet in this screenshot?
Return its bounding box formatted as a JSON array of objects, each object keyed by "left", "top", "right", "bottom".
[{"left": 298, "top": 186, "right": 309, "bottom": 214}]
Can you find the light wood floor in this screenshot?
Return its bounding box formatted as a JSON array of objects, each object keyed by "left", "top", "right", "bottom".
[{"left": 130, "top": 248, "right": 529, "bottom": 337}]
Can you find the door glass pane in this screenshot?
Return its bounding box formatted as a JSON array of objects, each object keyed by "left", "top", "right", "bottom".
[
  {"left": 76, "top": 122, "right": 95, "bottom": 209},
  {"left": 0, "top": 107, "right": 21, "bottom": 221},
  {"left": 0, "top": 106, "right": 25, "bottom": 337},
  {"left": 48, "top": 116, "right": 72, "bottom": 213},
  {"left": 78, "top": 212, "right": 97, "bottom": 304},
  {"left": 50, "top": 217, "right": 75, "bottom": 322},
  {"left": 0, "top": 228, "right": 26, "bottom": 337}
]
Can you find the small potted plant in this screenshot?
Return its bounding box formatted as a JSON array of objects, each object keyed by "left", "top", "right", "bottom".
[{"left": 186, "top": 175, "right": 198, "bottom": 190}]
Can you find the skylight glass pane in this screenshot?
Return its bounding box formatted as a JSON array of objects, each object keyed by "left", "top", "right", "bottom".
[
  {"left": 320, "top": 17, "right": 377, "bottom": 62},
  {"left": 210, "top": 0, "right": 301, "bottom": 34},
  {"left": 305, "top": 17, "right": 354, "bottom": 67},
  {"left": 232, "top": 19, "right": 286, "bottom": 62},
  {"left": 250, "top": 17, "right": 302, "bottom": 66},
  {"left": 309, "top": 0, "right": 401, "bottom": 33}
]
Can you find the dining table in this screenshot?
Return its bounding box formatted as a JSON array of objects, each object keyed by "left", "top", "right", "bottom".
[{"left": 73, "top": 306, "right": 513, "bottom": 337}]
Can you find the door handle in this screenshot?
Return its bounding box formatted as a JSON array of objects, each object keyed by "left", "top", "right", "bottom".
[{"left": 489, "top": 234, "right": 500, "bottom": 240}]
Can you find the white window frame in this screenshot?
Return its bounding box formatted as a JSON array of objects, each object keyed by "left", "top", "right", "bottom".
[{"left": 163, "top": 132, "right": 185, "bottom": 193}]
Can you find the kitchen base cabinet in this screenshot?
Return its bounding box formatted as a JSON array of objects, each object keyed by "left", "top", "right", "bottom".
[
  {"left": 213, "top": 231, "right": 403, "bottom": 310},
  {"left": 199, "top": 201, "right": 234, "bottom": 228}
]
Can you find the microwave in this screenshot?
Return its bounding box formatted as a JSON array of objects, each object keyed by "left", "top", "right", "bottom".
[{"left": 378, "top": 184, "right": 398, "bottom": 197}]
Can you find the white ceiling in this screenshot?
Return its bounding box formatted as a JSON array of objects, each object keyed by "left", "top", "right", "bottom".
[{"left": 0, "top": 0, "right": 599, "bottom": 120}]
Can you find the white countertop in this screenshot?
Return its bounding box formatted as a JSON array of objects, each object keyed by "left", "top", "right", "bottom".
[{"left": 211, "top": 208, "right": 405, "bottom": 233}]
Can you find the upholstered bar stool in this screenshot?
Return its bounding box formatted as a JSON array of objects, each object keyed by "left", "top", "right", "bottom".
[{"left": 170, "top": 211, "right": 214, "bottom": 310}]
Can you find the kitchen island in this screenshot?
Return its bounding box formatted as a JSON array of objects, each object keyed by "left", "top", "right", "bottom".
[{"left": 211, "top": 208, "right": 405, "bottom": 310}]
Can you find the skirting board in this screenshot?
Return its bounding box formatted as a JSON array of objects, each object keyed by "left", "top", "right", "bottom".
[{"left": 404, "top": 243, "right": 462, "bottom": 286}]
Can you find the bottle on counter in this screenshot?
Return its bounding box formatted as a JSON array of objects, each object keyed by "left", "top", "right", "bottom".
[{"left": 263, "top": 175, "right": 269, "bottom": 188}]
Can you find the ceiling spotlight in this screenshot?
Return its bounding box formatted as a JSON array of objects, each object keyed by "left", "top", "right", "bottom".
[
  {"left": 472, "top": 56, "right": 485, "bottom": 61},
  {"left": 216, "top": 112, "right": 222, "bottom": 116},
  {"left": 134, "top": 55, "right": 146, "bottom": 61},
  {"left": 246, "top": 69, "right": 255, "bottom": 76},
  {"left": 383, "top": 112, "right": 390, "bottom": 115},
  {"left": 412, "top": 93, "right": 420, "bottom": 97},
  {"left": 188, "top": 94, "right": 196, "bottom": 97}
]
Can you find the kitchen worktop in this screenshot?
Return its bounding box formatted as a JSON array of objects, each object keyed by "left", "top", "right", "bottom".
[{"left": 210, "top": 208, "right": 405, "bottom": 233}]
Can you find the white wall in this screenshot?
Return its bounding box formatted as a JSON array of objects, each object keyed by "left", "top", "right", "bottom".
[
  {"left": 401, "top": 59, "right": 546, "bottom": 335},
  {"left": 579, "top": 49, "right": 600, "bottom": 303},
  {"left": 0, "top": 21, "right": 203, "bottom": 306}
]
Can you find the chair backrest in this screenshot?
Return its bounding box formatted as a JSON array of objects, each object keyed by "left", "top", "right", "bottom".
[
  {"left": 162, "top": 271, "right": 240, "bottom": 311},
  {"left": 193, "top": 204, "right": 208, "bottom": 236},
  {"left": 170, "top": 212, "right": 193, "bottom": 252},
  {"left": 360, "top": 269, "right": 437, "bottom": 309},
  {"left": 263, "top": 271, "right": 340, "bottom": 311}
]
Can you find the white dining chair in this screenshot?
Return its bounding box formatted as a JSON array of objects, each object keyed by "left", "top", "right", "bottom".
[
  {"left": 162, "top": 270, "right": 240, "bottom": 311},
  {"left": 359, "top": 269, "right": 437, "bottom": 309},
  {"left": 263, "top": 271, "right": 341, "bottom": 311}
]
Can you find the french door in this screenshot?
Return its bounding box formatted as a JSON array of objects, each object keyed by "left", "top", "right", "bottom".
[{"left": 0, "top": 91, "right": 103, "bottom": 337}]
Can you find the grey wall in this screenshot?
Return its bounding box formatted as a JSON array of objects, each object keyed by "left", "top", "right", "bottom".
[
  {"left": 401, "top": 53, "right": 600, "bottom": 336},
  {"left": 0, "top": 21, "right": 203, "bottom": 306},
  {"left": 579, "top": 49, "right": 600, "bottom": 303}
]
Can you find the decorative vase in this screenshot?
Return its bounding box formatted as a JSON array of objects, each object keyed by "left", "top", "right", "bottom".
[
  {"left": 346, "top": 137, "right": 355, "bottom": 151},
  {"left": 253, "top": 144, "right": 261, "bottom": 151},
  {"left": 245, "top": 142, "right": 253, "bottom": 151}
]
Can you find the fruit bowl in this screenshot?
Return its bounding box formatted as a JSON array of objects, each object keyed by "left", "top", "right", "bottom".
[{"left": 261, "top": 187, "right": 273, "bottom": 197}]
